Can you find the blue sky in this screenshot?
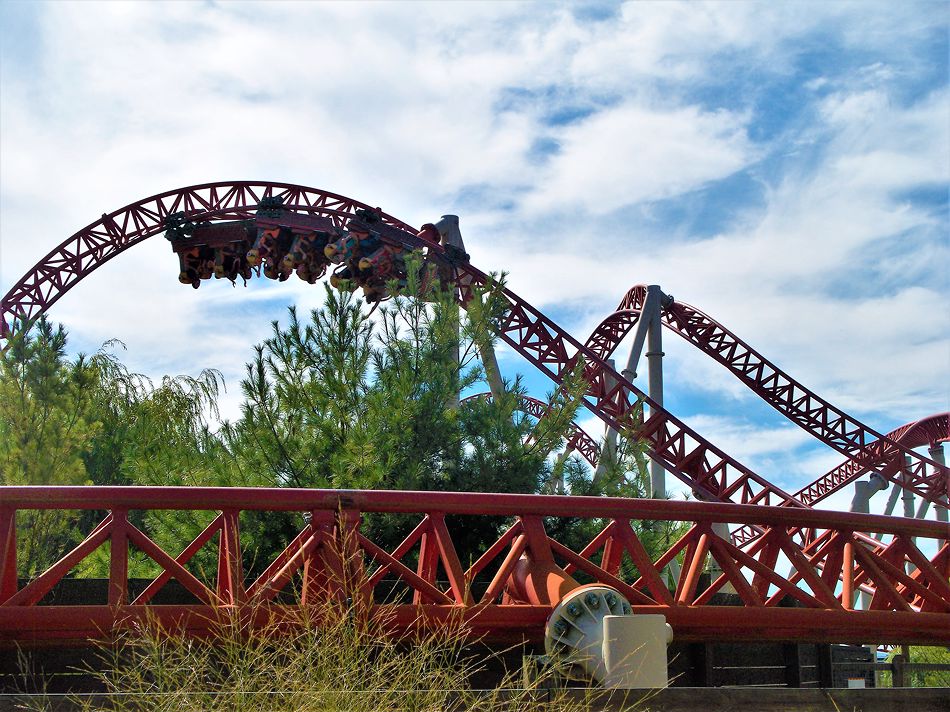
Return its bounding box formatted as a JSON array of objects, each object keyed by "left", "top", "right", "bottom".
[{"left": 1, "top": 1, "right": 947, "bottom": 515}]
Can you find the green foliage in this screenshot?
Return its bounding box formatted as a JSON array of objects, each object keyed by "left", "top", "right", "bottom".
[
  {"left": 0, "top": 318, "right": 104, "bottom": 575},
  {"left": 544, "top": 421, "right": 689, "bottom": 584},
  {"left": 212, "top": 275, "right": 557, "bottom": 567},
  {"left": 0, "top": 317, "right": 228, "bottom": 578},
  {"left": 885, "top": 646, "right": 950, "bottom": 688},
  {"left": 0, "top": 318, "right": 99, "bottom": 488},
  {"left": 2, "top": 273, "right": 677, "bottom": 583}
]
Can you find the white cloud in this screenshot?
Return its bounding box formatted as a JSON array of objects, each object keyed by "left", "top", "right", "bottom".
[{"left": 522, "top": 104, "right": 756, "bottom": 215}]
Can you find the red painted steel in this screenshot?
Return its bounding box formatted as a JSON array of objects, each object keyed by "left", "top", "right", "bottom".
[
  {"left": 0, "top": 182, "right": 413, "bottom": 338},
  {"left": 1, "top": 486, "right": 947, "bottom": 645},
  {"left": 450, "top": 261, "right": 809, "bottom": 509},
  {"left": 460, "top": 392, "right": 601, "bottom": 467},
  {"left": 796, "top": 412, "right": 949, "bottom": 506},
  {"left": 731, "top": 413, "right": 949, "bottom": 547},
  {"left": 584, "top": 286, "right": 948, "bottom": 503},
  {"left": 1, "top": 181, "right": 812, "bottom": 511}
]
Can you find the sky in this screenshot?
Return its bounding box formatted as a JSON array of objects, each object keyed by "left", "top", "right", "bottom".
[{"left": 1, "top": 1, "right": 948, "bottom": 519}]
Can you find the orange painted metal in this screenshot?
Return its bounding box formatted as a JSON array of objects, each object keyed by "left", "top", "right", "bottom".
[{"left": 1, "top": 486, "right": 947, "bottom": 647}]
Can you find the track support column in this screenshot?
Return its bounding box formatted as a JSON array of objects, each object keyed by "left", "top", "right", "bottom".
[
  {"left": 621, "top": 284, "right": 670, "bottom": 499},
  {"left": 851, "top": 474, "right": 887, "bottom": 608},
  {"left": 930, "top": 444, "right": 948, "bottom": 547},
  {"left": 646, "top": 290, "right": 666, "bottom": 499},
  {"left": 901, "top": 457, "right": 917, "bottom": 574},
  {"left": 593, "top": 359, "right": 619, "bottom": 487}
]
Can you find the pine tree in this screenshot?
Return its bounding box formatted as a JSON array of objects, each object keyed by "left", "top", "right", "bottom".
[
  {"left": 0, "top": 318, "right": 102, "bottom": 575},
  {"left": 3, "top": 275, "right": 671, "bottom": 583}
]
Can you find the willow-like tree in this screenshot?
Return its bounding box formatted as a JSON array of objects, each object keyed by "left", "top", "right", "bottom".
[
  {"left": 215, "top": 268, "right": 594, "bottom": 566},
  {"left": 0, "top": 316, "right": 224, "bottom": 577},
  {"left": 0, "top": 319, "right": 103, "bottom": 574},
  {"left": 2, "top": 269, "right": 670, "bottom": 582}
]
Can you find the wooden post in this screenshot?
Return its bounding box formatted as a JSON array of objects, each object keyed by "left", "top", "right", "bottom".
[
  {"left": 108, "top": 510, "right": 129, "bottom": 606},
  {"left": 783, "top": 643, "right": 802, "bottom": 688},
  {"left": 0, "top": 509, "right": 16, "bottom": 603},
  {"left": 816, "top": 643, "right": 834, "bottom": 688},
  {"left": 216, "top": 509, "right": 244, "bottom": 604},
  {"left": 690, "top": 642, "right": 715, "bottom": 687},
  {"left": 892, "top": 654, "right": 906, "bottom": 688},
  {"left": 413, "top": 524, "right": 439, "bottom": 605}
]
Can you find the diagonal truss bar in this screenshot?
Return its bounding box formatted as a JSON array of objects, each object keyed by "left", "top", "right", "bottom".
[
  {"left": 1, "top": 487, "right": 948, "bottom": 645},
  {"left": 585, "top": 287, "right": 948, "bottom": 504},
  {"left": 133, "top": 513, "right": 223, "bottom": 605},
  {"left": 4, "top": 515, "right": 113, "bottom": 607},
  {"left": 126, "top": 522, "right": 220, "bottom": 606}
]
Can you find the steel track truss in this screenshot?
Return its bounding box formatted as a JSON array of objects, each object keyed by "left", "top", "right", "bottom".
[
  {"left": 2, "top": 181, "right": 812, "bottom": 511},
  {"left": 460, "top": 393, "right": 601, "bottom": 468},
  {"left": 584, "top": 286, "right": 948, "bottom": 504},
  {"left": 796, "top": 413, "right": 949, "bottom": 507},
  {"left": 731, "top": 413, "right": 949, "bottom": 548},
  {"left": 0, "top": 181, "right": 413, "bottom": 339},
  {"left": 1, "top": 487, "right": 947, "bottom": 645}
]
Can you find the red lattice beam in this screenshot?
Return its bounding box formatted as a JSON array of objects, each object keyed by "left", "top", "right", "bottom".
[
  {"left": 3, "top": 182, "right": 945, "bottom": 632},
  {"left": 1, "top": 181, "right": 413, "bottom": 338},
  {"left": 460, "top": 392, "right": 601, "bottom": 467},
  {"left": 797, "top": 412, "right": 949, "bottom": 506},
  {"left": 2, "top": 182, "right": 809, "bottom": 512},
  {"left": 1, "top": 486, "right": 947, "bottom": 645},
  {"left": 582, "top": 286, "right": 948, "bottom": 504}
]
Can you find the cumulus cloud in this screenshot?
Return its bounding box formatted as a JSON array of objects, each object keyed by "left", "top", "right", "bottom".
[{"left": 522, "top": 104, "right": 756, "bottom": 215}]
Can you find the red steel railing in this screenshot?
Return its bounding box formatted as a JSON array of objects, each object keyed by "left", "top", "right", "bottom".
[{"left": 1, "top": 487, "right": 947, "bottom": 646}]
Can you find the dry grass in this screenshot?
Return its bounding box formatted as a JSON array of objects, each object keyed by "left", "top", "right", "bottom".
[{"left": 14, "top": 597, "right": 643, "bottom": 712}]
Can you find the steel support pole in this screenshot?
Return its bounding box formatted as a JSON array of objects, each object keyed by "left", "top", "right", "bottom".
[
  {"left": 850, "top": 482, "right": 872, "bottom": 514},
  {"left": 440, "top": 215, "right": 465, "bottom": 412},
  {"left": 550, "top": 448, "right": 572, "bottom": 494},
  {"left": 479, "top": 337, "right": 505, "bottom": 399},
  {"left": 901, "top": 456, "right": 916, "bottom": 574},
  {"left": 901, "top": 456, "right": 915, "bottom": 519},
  {"left": 851, "top": 474, "right": 887, "bottom": 514},
  {"left": 450, "top": 302, "right": 461, "bottom": 411},
  {"left": 929, "top": 443, "right": 948, "bottom": 547},
  {"left": 883, "top": 480, "right": 902, "bottom": 517},
  {"left": 873, "top": 480, "right": 903, "bottom": 540},
  {"left": 594, "top": 359, "right": 619, "bottom": 487},
  {"left": 645, "top": 286, "right": 667, "bottom": 500},
  {"left": 851, "top": 475, "right": 886, "bottom": 609},
  {"left": 621, "top": 285, "right": 668, "bottom": 499},
  {"left": 851, "top": 481, "right": 871, "bottom": 609},
  {"left": 621, "top": 301, "right": 653, "bottom": 384}
]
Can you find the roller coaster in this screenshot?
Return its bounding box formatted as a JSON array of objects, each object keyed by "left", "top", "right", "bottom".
[{"left": 0, "top": 181, "right": 947, "bottom": 651}]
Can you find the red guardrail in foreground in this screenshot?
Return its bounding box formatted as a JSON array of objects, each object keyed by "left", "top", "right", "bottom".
[{"left": 1, "top": 487, "right": 947, "bottom": 646}]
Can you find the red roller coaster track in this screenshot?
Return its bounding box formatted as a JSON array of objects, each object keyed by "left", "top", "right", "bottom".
[
  {"left": 1, "top": 181, "right": 948, "bottom": 646},
  {"left": 460, "top": 393, "right": 601, "bottom": 468},
  {"left": 1, "top": 487, "right": 948, "bottom": 644},
  {"left": 585, "top": 287, "right": 948, "bottom": 504}
]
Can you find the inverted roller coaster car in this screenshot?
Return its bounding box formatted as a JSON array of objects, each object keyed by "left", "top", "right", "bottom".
[
  {"left": 166, "top": 216, "right": 256, "bottom": 288},
  {"left": 248, "top": 225, "right": 294, "bottom": 281},
  {"left": 324, "top": 230, "right": 381, "bottom": 265},
  {"left": 164, "top": 193, "right": 467, "bottom": 302},
  {"left": 165, "top": 197, "right": 464, "bottom": 303},
  {"left": 280, "top": 230, "right": 333, "bottom": 284},
  {"left": 329, "top": 265, "right": 358, "bottom": 292}
]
